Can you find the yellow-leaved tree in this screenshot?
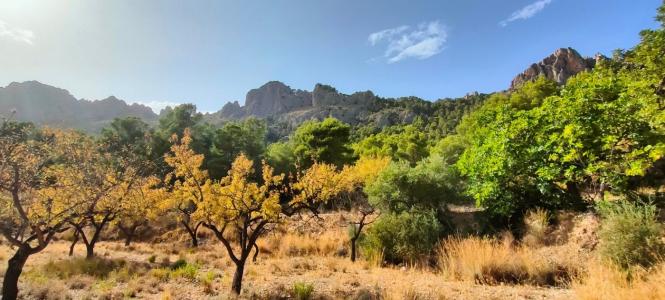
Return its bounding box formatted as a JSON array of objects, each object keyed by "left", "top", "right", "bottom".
[
  {"left": 117, "top": 176, "right": 165, "bottom": 246},
  {"left": 0, "top": 123, "right": 87, "bottom": 300},
  {"left": 200, "top": 154, "right": 283, "bottom": 295},
  {"left": 341, "top": 156, "right": 391, "bottom": 262},
  {"left": 59, "top": 130, "right": 141, "bottom": 259},
  {"left": 163, "top": 129, "right": 211, "bottom": 247}
]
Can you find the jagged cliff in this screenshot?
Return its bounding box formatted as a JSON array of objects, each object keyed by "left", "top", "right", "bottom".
[
  {"left": 213, "top": 81, "right": 383, "bottom": 127},
  {"left": 510, "top": 47, "right": 596, "bottom": 89}
]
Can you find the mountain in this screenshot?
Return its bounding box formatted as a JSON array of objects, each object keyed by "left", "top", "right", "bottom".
[
  {"left": 211, "top": 81, "right": 381, "bottom": 124},
  {"left": 510, "top": 47, "right": 597, "bottom": 89},
  {"left": 1, "top": 47, "right": 595, "bottom": 133},
  {"left": 0, "top": 81, "right": 158, "bottom": 132}
]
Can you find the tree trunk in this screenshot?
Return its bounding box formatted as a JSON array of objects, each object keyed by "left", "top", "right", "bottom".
[
  {"left": 69, "top": 231, "right": 79, "bottom": 256},
  {"left": 350, "top": 238, "right": 357, "bottom": 262},
  {"left": 85, "top": 242, "right": 95, "bottom": 259},
  {"left": 182, "top": 221, "right": 201, "bottom": 248},
  {"left": 231, "top": 260, "right": 246, "bottom": 295},
  {"left": 125, "top": 233, "right": 134, "bottom": 247},
  {"left": 2, "top": 246, "right": 30, "bottom": 300},
  {"left": 119, "top": 224, "right": 138, "bottom": 247}
]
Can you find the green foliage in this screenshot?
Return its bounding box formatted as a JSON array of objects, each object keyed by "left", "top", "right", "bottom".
[
  {"left": 292, "top": 117, "right": 354, "bottom": 168},
  {"left": 353, "top": 124, "right": 428, "bottom": 164},
  {"left": 362, "top": 210, "right": 442, "bottom": 264},
  {"left": 207, "top": 118, "right": 267, "bottom": 179},
  {"left": 292, "top": 282, "right": 314, "bottom": 300},
  {"left": 457, "top": 26, "right": 665, "bottom": 219},
  {"left": 597, "top": 200, "right": 665, "bottom": 269},
  {"left": 367, "top": 156, "right": 465, "bottom": 214},
  {"left": 265, "top": 141, "right": 297, "bottom": 175}
]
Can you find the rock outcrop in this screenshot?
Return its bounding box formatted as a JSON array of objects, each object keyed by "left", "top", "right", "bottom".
[
  {"left": 216, "top": 81, "right": 380, "bottom": 127},
  {"left": 510, "top": 47, "right": 595, "bottom": 89},
  {"left": 244, "top": 81, "right": 312, "bottom": 117}
]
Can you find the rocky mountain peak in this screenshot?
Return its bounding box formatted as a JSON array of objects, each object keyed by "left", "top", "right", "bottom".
[
  {"left": 244, "top": 81, "right": 312, "bottom": 117},
  {"left": 510, "top": 47, "right": 595, "bottom": 89}
]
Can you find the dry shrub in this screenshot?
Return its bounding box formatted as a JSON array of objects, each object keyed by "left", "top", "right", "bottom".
[
  {"left": 23, "top": 279, "right": 71, "bottom": 300},
  {"left": 574, "top": 261, "right": 665, "bottom": 300},
  {"left": 522, "top": 208, "right": 550, "bottom": 247},
  {"left": 439, "top": 235, "right": 581, "bottom": 286},
  {"left": 261, "top": 230, "right": 345, "bottom": 258}
]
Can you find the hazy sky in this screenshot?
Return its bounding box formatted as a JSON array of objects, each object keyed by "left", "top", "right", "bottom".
[{"left": 0, "top": 0, "right": 661, "bottom": 113}]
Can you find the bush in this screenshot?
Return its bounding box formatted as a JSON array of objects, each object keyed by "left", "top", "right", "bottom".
[
  {"left": 597, "top": 201, "right": 665, "bottom": 269},
  {"left": 43, "top": 257, "right": 125, "bottom": 279},
  {"left": 292, "top": 282, "right": 314, "bottom": 300},
  {"left": 362, "top": 210, "right": 442, "bottom": 264}
]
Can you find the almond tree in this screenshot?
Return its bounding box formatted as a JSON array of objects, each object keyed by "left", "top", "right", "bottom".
[
  {"left": 198, "top": 155, "right": 356, "bottom": 295},
  {"left": 117, "top": 176, "right": 164, "bottom": 246},
  {"left": 162, "top": 129, "right": 211, "bottom": 247},
  {"left": 62, "top": 132, "right": 140, "bottom": 259},
  {"left": 342, "top": 156, "right": 390, "bottom": 262},
  {"left": 0, "top": 123, "right": 84, "bottom": 300}
]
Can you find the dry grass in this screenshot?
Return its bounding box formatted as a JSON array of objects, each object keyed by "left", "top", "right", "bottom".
[
  {"left": 438, "top": 234, "right": 582, "bottom": 286},
  {"left": 259, "top": 229, "right": 347, "bottom": 258},
  {"left": 523, "top": 208, "right": 550, "bottom": 247},
  {"left": 573, "top": 260, "right": 665, "bottom": 300}
]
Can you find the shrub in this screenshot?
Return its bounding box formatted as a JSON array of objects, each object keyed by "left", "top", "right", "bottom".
[
  {"left": 597, "top": 201, "right": 665, "bottom": 269},
  {"left": 362, "top": 210, "right": 442, "bottom": 264},
  {"left": 150, "top": 259, "right": 199, "bottom": 281},
  {"left": 148, "top": 255, "right": 157, "bottom": 264},
  {"left": 43, "top": 257, "right": 125, "bottom": 279},
  {"left": 292, "top": 282, "right": 314, "bottom": 300}
]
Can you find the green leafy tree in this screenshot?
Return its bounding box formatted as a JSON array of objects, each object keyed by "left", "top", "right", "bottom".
[
  {"left": 292, "top": 117, "right": 354, "bottom": 168},
  {"left": 207, "top": 118, "right": 267, "bottom": 179}
]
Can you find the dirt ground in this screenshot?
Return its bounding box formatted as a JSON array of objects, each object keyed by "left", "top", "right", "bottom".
[{"left": 0, "top": 239, "right": 573, "bottom": 300}]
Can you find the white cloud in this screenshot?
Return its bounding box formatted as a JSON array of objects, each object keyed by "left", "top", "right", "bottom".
[
  {"left": 368, "top": 21, "right": 446, "bottom": 63},
  {"left": 134, "top": 101, "right": 181, "bottom": 113},
  {"left": 0, "top": 20, "right": 34, "bottom": 45},
  {"left": 500, "top": 0, "right": 553, "bottom": 27}
]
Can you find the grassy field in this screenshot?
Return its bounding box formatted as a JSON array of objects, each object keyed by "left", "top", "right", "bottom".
[{"left": 0, "top": 211, "right": 663, "bottom": 300}]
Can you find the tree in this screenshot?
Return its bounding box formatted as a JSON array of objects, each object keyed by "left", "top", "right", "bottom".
[
  {"left": 196, "top": 154, "right": 356, "bottom": 295},
  {"left": 292, "top": 117, "right": 354, "bottom": 168},
  {"left": 162, "top": 129, "right": 211, "bottom": 247},
  {"left": 0, "top": 123, "right": 83, "bottom": 300},
  {"left": 207, "top": 118, "right": 267, "bottom": 180},
  {"left": 117, "top": 176, "right": 164, "bottom": 246},
  {"left": 199, "top": 154, "right": 282, "bottom": 295},
  {"left": 353, "top": 124, "right": 429, "bottom": 164},
  {"left": 343, "top": 156, "right": 390, "bottom": 262},
  {"left": 367, "top": 155, "right": 465, "bottom": 215},
  {"left": 265, "top": 141, "right": 297, "bottom": 176},
  {"left": 62, "top": 131, "right": 140, "bottom": 259}
]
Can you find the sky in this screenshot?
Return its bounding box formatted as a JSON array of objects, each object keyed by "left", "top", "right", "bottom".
[{"left": 0, "top": 0, "right": 662, "bottom": 113}]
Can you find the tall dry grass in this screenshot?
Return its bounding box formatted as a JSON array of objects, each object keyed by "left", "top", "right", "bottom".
[
  {"left": 259, "top": 230, "right": 347, "bottom": 258},
  {"left": 522, "top": 208, "right": 550, "bottom": 247},
  {"left": 438, "top": 234, "right": 582, "bottom": 286},
  {"left": 574, "top": 261, "right": 665, "bottom": 300}
]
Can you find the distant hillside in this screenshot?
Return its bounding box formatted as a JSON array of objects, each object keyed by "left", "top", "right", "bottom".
[
  {"left": 0, "top": 81, "right": 158, "bottom": 132},
  {"left": 1, "top": 48, "right": 595, "bottom": 134}
]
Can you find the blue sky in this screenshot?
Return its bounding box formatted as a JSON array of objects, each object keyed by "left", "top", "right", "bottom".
[{"left": 0, "top": 0, "right": 661, "bottom": 113}]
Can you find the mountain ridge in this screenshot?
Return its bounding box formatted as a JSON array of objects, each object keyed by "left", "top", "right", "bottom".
[{"left": 0, "top": 47, "right": 597, "bottom": 132}]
